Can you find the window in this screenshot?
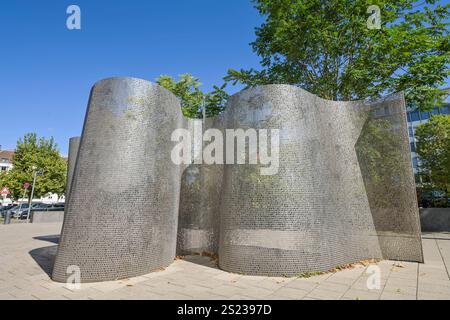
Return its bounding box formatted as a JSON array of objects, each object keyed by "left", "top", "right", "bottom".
[
  {"left": 420, "top": 112, "right": 430, "bottom": 120},
  {"left": 408, "top": 127, "right": 414, "bottom": 137},
  {"left": 410, "top": 142, "right": 416, "bottom": 152},
  {"left": 441, "top": 105, "right": 450, "bottom": 115},
  {"left": 432, "top": 107, "right": 440, "bottom": 115},
  {"left": 410, "top": 111, "right": 420, "bottom": 122}
]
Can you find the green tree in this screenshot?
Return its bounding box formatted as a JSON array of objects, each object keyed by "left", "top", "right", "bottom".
[
  {"left": 415, "top": 114, "right": 450, "bottom": 196},
  {"left": 356, "top": 118, "right": 405, "bottom": 205},
  {"left": 156, "top": 74, "right": 228, "bottom": 118},
  {"left": 0, "top": 133, "right": 67, "bottom": 201},
  {"left": 225, "top": 0, "right": 450, "bottom": 110}
]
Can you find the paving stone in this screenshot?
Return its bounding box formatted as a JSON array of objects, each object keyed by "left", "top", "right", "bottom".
[
  {"left": 324, "top": 275, "right": 358, "bottom": 286},
  {"left": 192, "top": 279, "right": 229, "bottom": 289},
  {"left": 226, "top": 295, "right": 253, "bottom": 300},
  {"left": 351, "top": 278, "right": 386, "bottom": 291},
  {"left": 306, "top": 288, "right": 345, "bottom": 300},
  {"left": 63, "top": 288, "right": 104, "bottom": 300},
  {"left": 239, "top": 286, "right": 276, "bottom": 299},
  {"left": 1, "top": 222, "right": 450, "bottom": 300},
  {"left": 314, "top": 282, "right": 350, "bottom": 294},
  {"left": 418, "top": 282, "right": 450, "bottom": 295},
  {"left": 383, "top": 284, "right": 417, "bottom": 296},
  {"left": 212, "top": 273, "right": 243, "bottom": 282},
  {"left": 418, "top": 291, "right": 450, "bottom": 300},
  {"left": 342, "top": 289, "right": 380, "bottom": 300},
  {"left": 385, "top": 277, "right": 417, "bottom": 288},
  {"left": 160, "top": 292, "right": 197, "bottom": 300},
  {"left": 265, "top": 294, "right": 294, "bottom": 300},
  {"left": 207, "top": 284, "right": 246, "bottom": 297},
  {"left": 284, "top": 279, "right": 318, "bottom": 292},
  {"left": 191, "top": 292, "right": 229, "bottom": 300},
  {"left": 271, "top": 287, "right": 309, "bottom": 300},
  {"left": 380, "top": 291, "right": 416, "bottom": 300},
  {"left": 245, "top": 279, "right": 282, "bottom": 291},
  {"left": 0, "top": 293, "right": 16, "bottom": 300},
  {"left": 88, "top": 281, "right": 126, "bottom": 293}
]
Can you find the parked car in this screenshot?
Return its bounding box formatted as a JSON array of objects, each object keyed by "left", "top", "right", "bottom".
[
  {"left": 48, "top": 203, "right": 64, "bottom": 211},
  {"left": 0, "top": 204, "right": 16, "bottom": 212},
  {"left": 19, "top": 203, "right": 65, "bottom": 220},
  {"left": 11, "top": 203, "right": 43, "bottom": 219},
  {"left": 32, "top": 203, "right": 52, "bottom": 210},
  {"left": 1, "top": 205, "right": 17, "bottom": 218},
  {"left": 10, "top": 204, "right": 30, "bottom": 219}
]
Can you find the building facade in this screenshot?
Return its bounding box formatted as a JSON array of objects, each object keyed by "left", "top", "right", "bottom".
[
  {"left": 0, "top": 149, "right": 14, "bottom": 172},
  {"left": 407, "top": 90, "right": 450, "bottom": 176}
]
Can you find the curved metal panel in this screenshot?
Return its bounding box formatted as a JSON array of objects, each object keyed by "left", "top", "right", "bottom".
[
  {"left": 66, "top": 136, "right": 80, "bottom": 202},
  {"left": 217, "top": 86, "right": 422, "bottom": 276},
  {"left": 53, "top": 78, "right": 184, "bottom": 282},
  {"left": 53, "top": 78, "right": 423, "bottom": 282}
]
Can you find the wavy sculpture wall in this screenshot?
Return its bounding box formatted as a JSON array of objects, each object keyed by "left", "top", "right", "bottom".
[{"left": 52, "top": 77, "right": 423, "bottom": 283}]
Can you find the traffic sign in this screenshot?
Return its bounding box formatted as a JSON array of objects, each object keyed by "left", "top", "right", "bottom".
[
  {"left": 23, "top": 182, "right": 30, "bottom": 189},
  {"left": 1, "top": 187, "right": 10, "bottom": 195}
]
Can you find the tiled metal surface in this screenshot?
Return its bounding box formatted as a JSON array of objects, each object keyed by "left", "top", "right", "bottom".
[
  {"left": 177, "top": 163, "right": 222, "bottom": 255},
  {"left": 53, "top": 78, "right": 184, "bottom": 282},
  {"left": 53, "top": 78, "right": 423, "bottom": 282},
  {"left": 216, "top": 86, "right": 422, "bottom": 276}
]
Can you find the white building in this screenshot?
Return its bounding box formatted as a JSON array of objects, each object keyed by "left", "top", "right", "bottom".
[{"left": 0, "top": 149, "right": 14, "bottom": 172}]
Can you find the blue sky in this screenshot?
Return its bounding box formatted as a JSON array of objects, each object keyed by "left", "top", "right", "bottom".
[
  {"left": 0, "top": 1, "right": 449, "bottom": 155},
  {"left": 0, "top": 0, "right": 262, "bottom": 155}
]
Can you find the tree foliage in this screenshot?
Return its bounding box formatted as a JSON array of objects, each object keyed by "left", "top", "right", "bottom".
[
  {"left": 0, "top": 133, "right": 67, "bottom": 200},
  {"left": 225, "top": 0, "right": 450, "bottom": 110},
  {"left": 156, "top": 74, "right": 228, "bottom": 118},
  {"left": 415, "top": 114, "right": 450, "bottom": 196}
]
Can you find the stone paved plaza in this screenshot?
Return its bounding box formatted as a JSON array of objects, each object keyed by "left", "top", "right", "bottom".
[{"left": 0, "top": 222, "right": 449, "bottom": 300}]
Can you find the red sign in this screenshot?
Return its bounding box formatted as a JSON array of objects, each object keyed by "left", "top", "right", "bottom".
[
  {"left": 1, "top": 187, "right": 10, "bottom": 195},
  {"left": 23, "top": 182, "right": 30, "bottom": 189}
]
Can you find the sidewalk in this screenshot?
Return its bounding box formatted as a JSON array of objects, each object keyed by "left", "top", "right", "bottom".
[{"left": 0, "top": 223, "right": 449, "bottom": 300}]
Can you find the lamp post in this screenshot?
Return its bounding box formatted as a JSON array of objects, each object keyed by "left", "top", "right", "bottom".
[{"left": 26, "top": 166, "right": 43, "bottom": 223}]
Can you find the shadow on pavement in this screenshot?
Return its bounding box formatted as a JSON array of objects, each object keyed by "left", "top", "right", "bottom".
[
  {"left": 181, "top": 254, "right": 219, "bottom": 270},
  {"left": 33, "top": 235, "right": 60, "bottom": 244},
  {"left": 29, "top": 245, "right": 58, "bottom": 278}
]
